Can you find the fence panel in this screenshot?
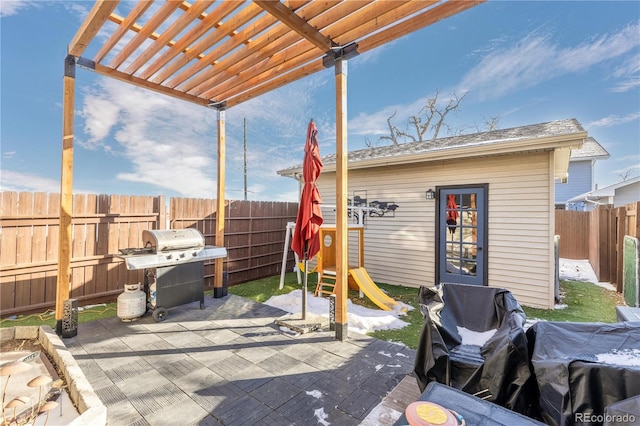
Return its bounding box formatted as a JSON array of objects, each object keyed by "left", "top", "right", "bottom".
[
  {"left": 170, "top": 198, "right": 298, "bottom": 287},
  {"left": 1, "top": 192, "right": 297, "bottom": 315},
  {"left": 0, "top": 192, "right": 161, "bottom": 315},
  {"left": 555, "top": 210, "right": 590, "bottom": 259}
]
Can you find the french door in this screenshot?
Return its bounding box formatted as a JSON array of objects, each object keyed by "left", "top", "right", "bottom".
[{"left": 437, "top": 185, "right": 487, "bottom": 286}]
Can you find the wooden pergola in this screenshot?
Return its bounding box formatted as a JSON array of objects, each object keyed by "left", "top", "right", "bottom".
[{"left": 58, "top": 0, "right": 484, "bottom": 340}]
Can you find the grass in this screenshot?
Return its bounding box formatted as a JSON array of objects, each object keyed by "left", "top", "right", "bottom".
[
  {"left": 523, "top": 280, "right": 623, "bottom": 323},
  {"left": 0, "top": 303, "right": 117, "bottom": 329},
  {"left": 2, "top": 274, "right": 623, "bottom": 350},
  {"left": 229, "top": 274, "right": 624, "bottom": 349}
]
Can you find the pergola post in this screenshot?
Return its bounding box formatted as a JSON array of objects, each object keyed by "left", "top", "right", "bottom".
[
  {"left": 55, "top": 55, "right": 76, "bottom": 336},
  {"left": 334, "top": 58, "right": 349, "bottom": 341},
  {"left": 213, "top": 106, "right": 227, "bottom": 297}
]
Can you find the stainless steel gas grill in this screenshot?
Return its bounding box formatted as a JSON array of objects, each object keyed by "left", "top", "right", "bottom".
[{"left": 116, "top": 229, "right": 227, "bottom": 321}]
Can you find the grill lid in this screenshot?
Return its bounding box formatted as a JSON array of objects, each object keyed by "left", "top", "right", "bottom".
[{"left": 142, "top": 229, "right": 205, "bottom": 252}]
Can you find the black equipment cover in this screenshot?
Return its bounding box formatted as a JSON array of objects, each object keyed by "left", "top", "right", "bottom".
[
  {"left": 413, "top": 283, "right": 535, "bottom": 415},
  {"left": 526, "top": 321, "right": 640, "bottom": 426}
]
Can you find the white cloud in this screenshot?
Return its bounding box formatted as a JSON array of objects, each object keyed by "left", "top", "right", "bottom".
[
  {"left": 612, "top": 164, "right": 640, "bottom": 178},
  {"left": 79, "top": 78, "right": 217, "bottom": 197},
  {"left": 458, "top": 22, "right": 640, "bottom": 101},
  {"left": 347, "top": 21, "right": 640, "bottom": 143},
  {"left": 0, "top": 170, "right": 91, "bottom": 194},
  {"left": 0, "top": 0, "right": 36, "bottom": 17},
  {"left": 76, "top": 75, "right": 315, "bottom": 199},
  {"left": 586, "top": 112, "right": 640, "bottom": 128},
  {"left": 611, "top": 52, "right": 640, "bottom": 92},
  {"left": 617, "top": 154, "right": 640, "bottom": 163}
]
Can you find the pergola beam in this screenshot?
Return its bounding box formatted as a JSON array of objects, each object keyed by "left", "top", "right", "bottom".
[
  {"left": 185, "top": 0, "right": 337, "bottom": 96},
  {"left": 92, "top": 62, "right": 209, "bottom": 107},
  {"left": 68, "top": 0, "right": 119, "bottom": 57},
  {"left": 254, "top": 0, "right": 337, "bottom": 52}
]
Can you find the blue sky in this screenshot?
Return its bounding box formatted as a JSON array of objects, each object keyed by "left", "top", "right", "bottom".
[{"left": 1, "top": 1, "right": 639, "bottom": 202}]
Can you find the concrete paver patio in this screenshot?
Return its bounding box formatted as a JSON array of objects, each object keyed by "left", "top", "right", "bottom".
[{"left": 63, "top": 294, "right": 420, "bottom": 425}]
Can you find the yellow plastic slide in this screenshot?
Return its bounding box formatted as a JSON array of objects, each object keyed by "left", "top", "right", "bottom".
[{"left": 348, "top": 267, "right": 399, "bottom": 311}]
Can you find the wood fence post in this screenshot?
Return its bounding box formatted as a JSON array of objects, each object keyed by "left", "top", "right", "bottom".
[
  {"left": 616, "top": 206, "right": 626, "bottom": 292},
  {"left": 607, "top": 207, "right": 616, "bottom": 284}
]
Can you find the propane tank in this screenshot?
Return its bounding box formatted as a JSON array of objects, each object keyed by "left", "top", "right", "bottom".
[
  {"left": 117, "top": 283, "right": 146, "bottom": 321},
  {"left": 148, "top": 276, "right": 157, "bottom": 308}
]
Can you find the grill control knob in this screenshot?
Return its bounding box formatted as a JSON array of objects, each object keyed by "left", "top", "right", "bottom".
[
  {"left": 166, "top": 254, "right": 172, "bottom": 260},
  {"left": 180, "top": 253, "right": 185, "bottom": 258}
]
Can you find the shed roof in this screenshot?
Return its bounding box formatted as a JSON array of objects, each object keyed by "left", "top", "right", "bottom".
[
  {"left": 567, "top": 175, "right": 640, "bottom": 202},
  {"left": 68, "top": 0, "right": 483, "bottom": 109},
  {"left": 278, "top": 118, "right": 587, "bottom": 175},
  {"left": 569, "top": 136, "right": 610, "bottom": 160}
]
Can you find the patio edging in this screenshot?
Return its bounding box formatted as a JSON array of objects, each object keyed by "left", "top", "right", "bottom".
[{"left": 1, "top": 325, "right": 107, "bottom": 426}]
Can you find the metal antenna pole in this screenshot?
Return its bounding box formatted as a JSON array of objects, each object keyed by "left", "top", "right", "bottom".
[{"left": 243, "top": 117, "right": 248, "bottom": 201}]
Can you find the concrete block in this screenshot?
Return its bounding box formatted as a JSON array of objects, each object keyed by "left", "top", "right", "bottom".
[
  {"left": 14, "top": 326, "right": 39, "bottom": 340},
  {"left": 0, "top": 327, "right": 15, "bottom": 342}
]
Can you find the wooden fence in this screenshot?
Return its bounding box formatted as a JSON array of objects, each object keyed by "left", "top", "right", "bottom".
[
  {"left": 0, "top": 192, "right": 297, "bottom": 315},
  {"left": 555, "top": 202, "right": 639, "bottom": 291}
]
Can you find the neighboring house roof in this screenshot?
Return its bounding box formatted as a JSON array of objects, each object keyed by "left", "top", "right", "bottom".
[
  {"left": 277, "top": 118, "right": 587, "bottom": 178},
  {"left": 569, "top": 137, "right": 610, "bottom": 160},
  {"left": 567, "top": 176, "right": 640, "bottom": 204}
]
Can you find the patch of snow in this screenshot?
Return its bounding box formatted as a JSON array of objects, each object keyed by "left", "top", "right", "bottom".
[
  {"left": 456, "top": 326, "right": 497, "bottom": 346},
  {"left": 264, "top": 289, "right": 410, "bottom": 334},
  {"left": 595, "top": 349, "right": 640, "bottom": 366},
  {"left": 378, "top": 351, "right": 391, "bottom": 357},
  {"left": 524, "top": 318, "right": 542, "bottom": 331},
  {"left": 78, "top": 303, "right": 107, "bottom": 311},
  {"left": 395, "top": 352, "right": 409, "bottom": 358},
  {"left": 279, "top": 326, "right": 300, "bottom": 337},
  {"left": 554, "top": 304, "right": 568, "bottom": 310},
  {"left": 375, "top": 364, "right": 384, "bottom": 372},
  {"left": 314, "top": 407, "right": 331, "bottom": 426},
  {"left": 306, "top": 390, "right": 322, "bottom": 399},
  {"left": 559, "top": 258, "right": 615, "bottom": 290},
  {"left": 387, "top": 364, "right": 401, "bottom": 368}
]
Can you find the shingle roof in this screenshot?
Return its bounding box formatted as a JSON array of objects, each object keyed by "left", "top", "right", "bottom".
[
  {"left": 569, "top": 137, "right": 610, "bottom": 160},
  {"left": 278, "top": 118, "right": 585, "bottom": 174}
]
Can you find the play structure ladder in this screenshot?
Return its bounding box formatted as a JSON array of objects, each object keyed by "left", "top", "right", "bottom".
[{"left": 315, "top": 271, "right": 337, "bottom": 296}]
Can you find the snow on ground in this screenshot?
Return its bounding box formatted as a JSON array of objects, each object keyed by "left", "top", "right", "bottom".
[
  {"left": 559, "top": 258, "right": 616, "bottom": 291},
  {"left": 264, "top": 289, "right": 413, "bottom": 335},
  {"left": 267, "top": 259, "right": 614, "bottom": 336}
]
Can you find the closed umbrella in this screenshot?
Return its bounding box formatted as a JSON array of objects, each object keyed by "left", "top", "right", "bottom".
[
  {"left": 446, "top": 194, "right": 459, "bottom": 235},
  {"left": 291, "top": 120, "right": 323, "bottom": 319}
]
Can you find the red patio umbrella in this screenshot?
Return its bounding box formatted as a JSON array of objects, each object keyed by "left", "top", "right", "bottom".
[
  {"left": 446, "top": 194, "right": 459, "bottom": 235},
  {"left": 291, "top": 120, "right": 323, "bottom": 319}
]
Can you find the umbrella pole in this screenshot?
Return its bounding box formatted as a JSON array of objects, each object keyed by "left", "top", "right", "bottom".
[{"left": 302, "top": 256, "right": 308, "bottom": 320}]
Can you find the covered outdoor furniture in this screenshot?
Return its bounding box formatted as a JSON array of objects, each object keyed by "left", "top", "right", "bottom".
[
  {"left": 526, "top": 321, "right": 640, "bottom": 426},
  {"left": 395, "top": 382, "right": 544, "bottom": 426},
  {"left": 414, "top": 283, "right": 534, "bottom": 415}
]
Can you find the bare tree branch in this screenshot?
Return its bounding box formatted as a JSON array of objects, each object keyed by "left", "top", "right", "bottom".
[
  {"left": 431, "top": 91, "right": 467, "bottom": 140},
  {"left": 377, "top": 89, "right": 500, "bottom": 145},
  {"left": 379, "top": 110, "right": 399, "bottom": 145}
]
